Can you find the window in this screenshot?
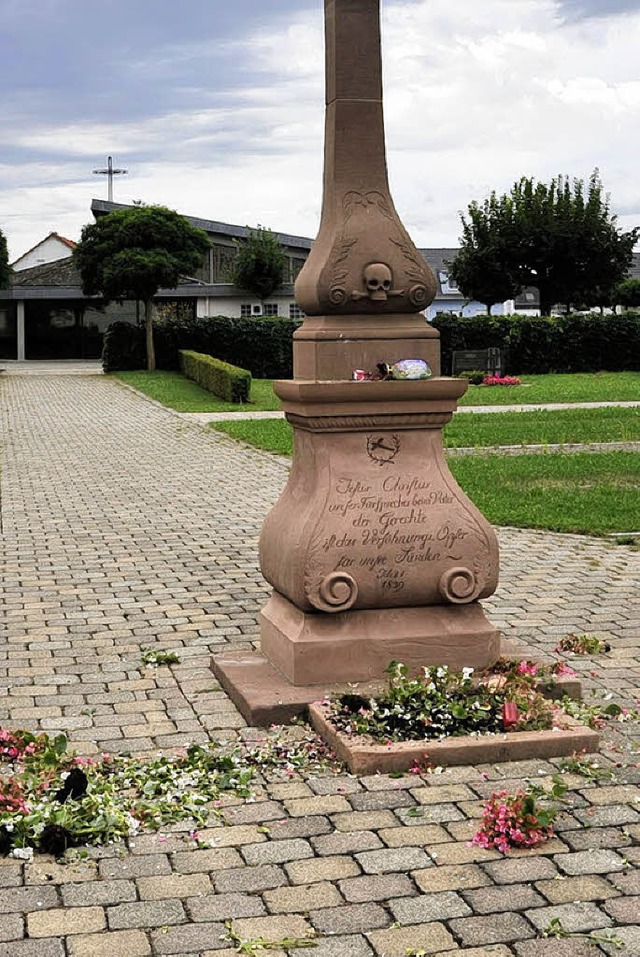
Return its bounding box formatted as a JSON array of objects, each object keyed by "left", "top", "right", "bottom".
[
  {"left": 438, "top": 270, "right": 460, "bottom": 295},
  {"left": 240, "top": 303, "right": 252, "bottom": 318},
  {"left": 263, "top": 303, "right": 278, "bottom": 317},
  {"left": 289, "top": 303, "right": 305, "bottom": 319}
]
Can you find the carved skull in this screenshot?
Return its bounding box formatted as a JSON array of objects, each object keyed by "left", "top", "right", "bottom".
[{"left": 364, "top": 262, "right": 392, "bottom": 301}]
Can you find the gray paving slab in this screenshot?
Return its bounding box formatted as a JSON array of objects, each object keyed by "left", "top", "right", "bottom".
[{"left": 0, "top": 369, "right": 638, "bottom": 956}]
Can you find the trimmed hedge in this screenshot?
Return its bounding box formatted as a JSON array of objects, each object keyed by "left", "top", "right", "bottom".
[
  {"left": 102, "top": 315, "right": 301, "bottom": 377},
  {"left": 430, "top": 311, "right": 640, "bottom": 375},
  {"left": 179, "top": 349, "right": 251, "bottom": 403}
]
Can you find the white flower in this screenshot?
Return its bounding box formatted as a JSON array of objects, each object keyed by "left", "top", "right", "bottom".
[
  {"left": 11, "top": 847, "right": 34, "bottom": 860},
  {"left": 462, "top": 667, "right": 474, "bottom": 680}
]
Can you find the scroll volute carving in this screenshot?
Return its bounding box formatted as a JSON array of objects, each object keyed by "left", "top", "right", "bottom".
[{"left": 295, "top": 189, "right": 437, "bottom": 316}]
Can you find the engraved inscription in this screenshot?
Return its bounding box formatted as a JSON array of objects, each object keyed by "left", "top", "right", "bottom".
[{"left": 318, "top": 465, "right": 472, "bottom": 605}]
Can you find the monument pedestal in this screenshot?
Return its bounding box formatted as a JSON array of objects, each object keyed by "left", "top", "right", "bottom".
[{"left": 213, "top": 377, "right": 502, "bottom": 726}]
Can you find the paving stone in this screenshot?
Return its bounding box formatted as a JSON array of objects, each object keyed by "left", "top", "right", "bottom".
[
  {"left": 524, "top": 901, "right": 612, "bottom": 932},
  {"left": 607, "top": 867, "right": 640, "bottom": 894},
  {"left": 413, "top": 864, "right": 491, "bottom": 893},
  {"left": 0, "top": 885, "right": 60, "bottom": 913},
  {"left": 171, "top": 847, "right": 243, "bottom": 874},
  {"left": 562, "top": 826, "right": 633, "bottom": 851},
  {"left": 339, "top": 873, "right": 417, "bottom": 903},
  {"left": 263, "top": 882, "right": 343, "bottom": 914},
  {"left": 332, "top": 810, "right": 399, "bottom": 832},
  {"left": 448, "top": 913, "right": 536, "bottom": 946},
  {"left": 289, "top": 935, "right": 373, "bottom": 957},
  {"left": 285, "top": 795, "right": 351, "bottom": 817},
  {"left": 136, "top": 874, "right": 212, "bottom": 900},
  {"left": 424, "top": 842, "right": 498, "bottom": 865},
  {"left": 312, "top": 830, "right": 383, "bottom": 856},
  {"left": 378, "top": 824, "right": 451, "bottom": 847},
  {"left": 0, "top": 942, "right": 65, "bottom": 957},
  {"left": 242, "top": 838, "right": 314, "bottom": 866},
  {"left": 286, "top": 855, "right": 361, "bottom": 884},
  {"left": 355, "top": 846, "right": 431, "bottom": 874},
  {"left": 188, "top": 892, "right": 266, "bottom": 922},
  {"left": 599, "top": 925, "right": 640, "bottom": 955},
  {"left": 310, "top": 902, "right": 390, "bottom": 935},
  {"left": 223, "top": 801, "right": 285, "bottom": 825},
  {"left": 231, "top": 915, "right": 314, "bottom": 943},
  {"left": 463, "top": 882, "right": 546, "bottom": 914},
  {"left": 99, "top": 855, "right": 172, "bottom": 879},
  {"left": 483, "top": 857, "right": 559, "bottom": 884},
  {"left": 264, "top": 816, "right": 333, "bottom": 840},
  {"left": 151, "top": 921, "right": 226, "bottom": 954},
  {"left": 347, "top": 790, "right": 416, "bottom": 811},
  {"left": 535, "top": 874, "right": 619, "bottom": 904},
  {"left": 410, "top": 784, "right": 478, "bottom": 804},
  {"left": 0, "top": 861, "right": 23, "bottom": 887},
  {"left": 212, "top": 865, "right": 288, "bottom": 894},
  {"left": 557, "top": 849, "right": 627, "bottom": 875},
  {"left": 27, "top": 906, "right": 107, "bottom": 937},
  {"left": 0, "top": 914, "right": 23, "bottom": 942},
  {"left": 62, "top": 880, "right": 138, "bottom": 907},
  {"left": 367, "top": 922, "right": 456, "bottom": 955},
  {"left": 67, "top": 930, "right": 152, "bottom": 957},
  {"left": 514, "top": 941, "right": 602, "bottom": 956},
  {"left": 388, "top": 890, "right": 471, "bottom": 923},
  {"left": 603, "top": 895, "right": 640, "bottom": 923},
  {"left": 438, "top": 948, "right": 513, "bottom": 957},
  {"left": 107, "top": 898, "right": 186, "bottom": 930}
]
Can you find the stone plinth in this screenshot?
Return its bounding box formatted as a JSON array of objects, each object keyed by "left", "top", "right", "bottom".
[{"left": 213, "top": 377, "right": 502, "bottom": 725}]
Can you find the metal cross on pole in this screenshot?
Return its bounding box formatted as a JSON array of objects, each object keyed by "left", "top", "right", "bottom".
[{"left": 92, "top": 155, "right": 128, "bottom": 203}]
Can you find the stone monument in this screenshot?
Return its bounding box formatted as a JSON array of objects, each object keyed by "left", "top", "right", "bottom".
[{"left": 213, "top": 0, "right": 501, "bottom": 724}]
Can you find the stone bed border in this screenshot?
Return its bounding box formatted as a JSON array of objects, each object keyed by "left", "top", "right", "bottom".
[{"left": 309, "top": 701, "right": 600, "bottom": 775}]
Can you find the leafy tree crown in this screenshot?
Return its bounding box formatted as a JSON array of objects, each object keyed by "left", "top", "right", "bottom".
[
  {"left": 231, "top": 226, "right": 286, "bottom": 301},
  {"left": 73, "top": 205, "right": 210, "bottom": 304}
]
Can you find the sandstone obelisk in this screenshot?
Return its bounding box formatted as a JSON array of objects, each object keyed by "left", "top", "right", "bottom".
[{"left": 213, "top": 0, "right": 501, "bottom": 724}]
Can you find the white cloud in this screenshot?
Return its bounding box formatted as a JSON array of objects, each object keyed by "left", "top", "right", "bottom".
[{"left": 4, "top": 0, "right": 640, "bottom": 258}]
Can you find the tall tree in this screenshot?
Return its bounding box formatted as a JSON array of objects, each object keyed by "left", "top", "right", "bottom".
[
  {"left": 231, "top": 227, "right": 286, "bottom": 303},
  {"left": 448, "top": 193, "right": 521, "bottom": 314},
  {"left": 452, "top": 170, "right": 638, "bottom": 316},
  {"left": 73, "top": 205, "right": 210, "bottom": 370},
  {"left": 0, "top": 228, "right": 10, "bottom": 289}
]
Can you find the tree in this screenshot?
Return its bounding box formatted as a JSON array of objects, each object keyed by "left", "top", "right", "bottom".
[
  {"left": 0, "top": 228, "right": 10, "bottom": 289},
  {"left": 73, "top": 205, "right": 210, "bottom": 370},
  {"left": 452, "top": 170, "right": 638, "bottom": 316},
  {"left": 231, "top": 226, "right": 286, "bottom": 302},
  {"left": 448, "top": 193, "right": 521, "bottom": 314},
  {"left": 614, "top": 278, "right": 640, "bottom": 309}
]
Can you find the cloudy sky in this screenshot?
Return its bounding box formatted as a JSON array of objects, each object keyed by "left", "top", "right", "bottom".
[{"left": 1, "top": 0, "right": 640, "bottom": 260}]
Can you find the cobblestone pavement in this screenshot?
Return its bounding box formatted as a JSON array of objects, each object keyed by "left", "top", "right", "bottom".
[{"left": 1, "top": 371, "right": 639, "bottom": 957}]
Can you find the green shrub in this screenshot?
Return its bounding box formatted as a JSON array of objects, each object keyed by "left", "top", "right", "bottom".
[
  {"left": 179, "top": 350, "right": 251, "bottom": 403},
  {"left": 103, "top": 314, "right": 300, "bottom": 376},
  {"left": 102, "top": 321, "right": 145, "bottom": 372},
  {"left": 430, "top": 311, "right": 640, "bottom": 375}
]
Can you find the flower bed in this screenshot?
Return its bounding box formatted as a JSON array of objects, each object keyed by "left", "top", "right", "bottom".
[{"left": 309, "top": 660, "right": 599, "bottom": 774}]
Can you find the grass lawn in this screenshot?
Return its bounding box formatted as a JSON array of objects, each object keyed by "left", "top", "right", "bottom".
[
  {"left": 458, "top": 371, "right": 640, "bottom": 406},
  {"left": 113, "top": 370, "right": 640, "bottom": 413},
  {"left": 448, "top": 452, "right": 639, "bottom": 536},
  {"left": 446, "top": 406, "right": 640, "bottom": 448},
  {"left": 112, "top": 371, "right": 281, "bottom": 413},
  {"left": 211, "top": 406, "right": 640, "bottom": 453}
]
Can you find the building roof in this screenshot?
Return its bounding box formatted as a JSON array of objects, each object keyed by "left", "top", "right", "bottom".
[
  {"left": 10, "top": 232, "right": 76, "bottom": 268},
  {"left": 91, "top": 200, "right": 314, "bottom": 252},
  {"left": 11, "top": 257, "right": 81, "bottom": 287}
]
